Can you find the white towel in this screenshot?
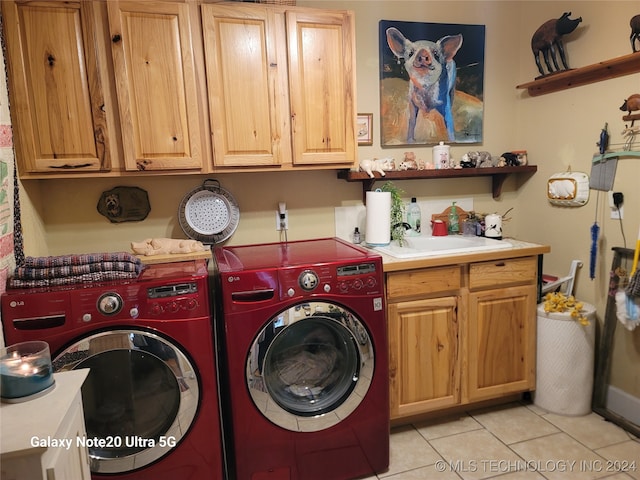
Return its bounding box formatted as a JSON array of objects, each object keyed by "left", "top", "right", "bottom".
[{"left": 615, "top": 289, "right": 640, "bottom": 331}]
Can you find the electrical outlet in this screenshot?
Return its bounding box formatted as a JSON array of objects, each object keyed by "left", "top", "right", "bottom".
[
  {"left": 275, "top": 211, "right": 288, "bottom": 230},
  {"left": 611, "top": 205, "right": 623, "bottom": 220}
]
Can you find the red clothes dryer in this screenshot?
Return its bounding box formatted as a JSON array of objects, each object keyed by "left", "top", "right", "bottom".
[
  {"left": 213, "top": 238, "right": 389, "bottom": 480},
  {"left": 1, "top": 259, "right": 225, "bottom": 480}
]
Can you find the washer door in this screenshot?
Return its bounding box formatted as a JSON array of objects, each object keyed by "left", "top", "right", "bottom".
[
  {"left": 247, "top": 302, "right": 374, "bottom": 432},
  {"left": 53, "top": 329, "right": 199, "bottom": 474}
]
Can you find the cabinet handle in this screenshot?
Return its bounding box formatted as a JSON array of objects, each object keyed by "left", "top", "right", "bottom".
[
  {"left": 112, "top": 34, "right": 122, "bottom": 43},
  {"left": 495, "top": 262, "right": 506, "bottom": 267}
]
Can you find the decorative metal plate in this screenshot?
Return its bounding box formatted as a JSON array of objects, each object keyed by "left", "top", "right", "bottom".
[{"left": 178, "top": 179, "right": 239, "bottom": 244}]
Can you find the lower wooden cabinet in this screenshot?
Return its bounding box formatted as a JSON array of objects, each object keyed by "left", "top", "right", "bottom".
[
  {"left": 388, "top": 296, "right": 461, "bottom": 418},
  {"left": 468, "top": 284, "right": 537, "bottom": 402},
  {"left": 387, "top": 256, "right": 538, "bottom": 421}
]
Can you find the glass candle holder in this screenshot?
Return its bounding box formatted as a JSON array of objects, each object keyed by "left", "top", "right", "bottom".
[
  {"left": 462, "top": 219, "right": 478, "bottom": 236},
  {"left": 1, "top": 341, "right": 55, "bottom": 403}
]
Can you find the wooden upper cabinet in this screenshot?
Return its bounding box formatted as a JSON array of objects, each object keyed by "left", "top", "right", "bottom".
[
  {"left": 107, "top": 1, "right": 204, "bottom": 171},
  {"left": 202, "top": 3, "right": 290, "bottom": 168},
  {"left": 287, "top": 9, "right": 356, "bottom": 166},
  {"left": 2, "top": 0, "right": 113, "bottom": 174},
  {"left": 201, "top": 3, "right": 356, "bottom": 170}
]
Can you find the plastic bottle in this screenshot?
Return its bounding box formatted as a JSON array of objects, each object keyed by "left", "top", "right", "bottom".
[
  {"left": 407, "top": 198, "right": 421, "bottom": 236},
  {"left": 448, "top": 201, "right": 459, "bottom": 234}
]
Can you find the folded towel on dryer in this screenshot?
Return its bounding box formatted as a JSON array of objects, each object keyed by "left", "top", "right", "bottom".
[{"left": 9, "top": 252, "right": 144, "bottom": 288}]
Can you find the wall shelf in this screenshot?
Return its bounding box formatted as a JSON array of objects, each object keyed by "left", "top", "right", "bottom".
[
  {"left": 337, "top": 165, "right": 537, "bottom": 200},
  {"left": 516, "top": 52, "right": 640, "bottom": 97}
]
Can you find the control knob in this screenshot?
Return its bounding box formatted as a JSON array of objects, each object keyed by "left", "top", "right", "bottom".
[
  {"left": 97, "top": 293, "right": 123, "bottom": 315},
  {"left": 299, "top": 271, "right": 319, "bottom": 291}
]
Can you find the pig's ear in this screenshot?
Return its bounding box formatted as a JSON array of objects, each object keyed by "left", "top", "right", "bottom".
[
  {"left": 438, "top": 34, "right": 463, "bottom": 61},
  {"left": 386, "top": 27, "right": 411, "bottom": 58}
]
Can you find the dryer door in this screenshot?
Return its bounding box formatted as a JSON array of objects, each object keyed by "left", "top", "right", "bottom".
[
  {"left": 246, "top": 301, "right": 374, "bottom": 432},
  {"left": 53, "top": 329, "right": 199, "bottom": 474}
]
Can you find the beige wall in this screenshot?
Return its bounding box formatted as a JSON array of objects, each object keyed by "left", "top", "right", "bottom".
[{"left": 12, "top": 2, "right": 640, "bottom": 394}]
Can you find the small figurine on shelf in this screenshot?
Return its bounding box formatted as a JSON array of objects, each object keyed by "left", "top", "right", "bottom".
[
  {"left": 620, "top": 94, "right": 640, "bottom": 115},
  {"left": 531, "top": 12, "right": 582, "bottom": 77},
  {"left": 460, "top": 151, "right": 494, "bottom": 168},
  {"left": 358, "top": 157, "right": 395, "bottom": 178},
  {"left": 631, "top": 15, "right": 640, "bottom": 52},
  {"left": 398, "top": 152, "right": 419, "bottom": 171}
]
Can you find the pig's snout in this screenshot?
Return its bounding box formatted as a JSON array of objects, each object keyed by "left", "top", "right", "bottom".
[{"left": 413, "top": 49, "right": 435, "bottom": 69}]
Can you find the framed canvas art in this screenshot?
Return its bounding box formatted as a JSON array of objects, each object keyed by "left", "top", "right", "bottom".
[{"left": 379, "top": 20, "right": 485, "bottom": 146}]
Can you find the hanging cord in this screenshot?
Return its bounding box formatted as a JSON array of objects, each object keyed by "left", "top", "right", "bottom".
[{"left": 615, "top": 208, "right": 627, "bottom": 250}]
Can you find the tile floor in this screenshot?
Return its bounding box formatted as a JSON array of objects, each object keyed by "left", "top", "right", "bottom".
[{"left": 363, "top": 401, "right": 640, "bottom": 480}]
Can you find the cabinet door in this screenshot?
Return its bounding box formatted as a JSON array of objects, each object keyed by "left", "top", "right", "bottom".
[
  {"left": 202, "top": 3, "right": 290, "bottom": 168},
  {"left": 45, "top": 395, "right": 91, "bottom": 480},
  {"left": 287, "top": 9, "right": 356, "bottom": 166},
  {"left": 108, "top": 1, "right": 203, "bottom": 171},
  {"left": 388, "top": 296, "right": 461, "bottom": 419},
  {"left": 468, "top": 284, "right": 537, "bottom": 402},
  {"left": 2, "top": 0, "right": 112, "bottom": 173}
]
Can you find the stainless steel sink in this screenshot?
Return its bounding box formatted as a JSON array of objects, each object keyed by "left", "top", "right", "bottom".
[{"left": 373, "top": 235, "right": 512, "bottom": 258}]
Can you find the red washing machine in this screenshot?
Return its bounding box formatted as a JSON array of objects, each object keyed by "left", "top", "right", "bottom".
[
  {"left": 213, "top": 238, "right": 389, "bottom": 480},
  {"left": 1, "top": 259, "right": 225, "bottom": 480}
]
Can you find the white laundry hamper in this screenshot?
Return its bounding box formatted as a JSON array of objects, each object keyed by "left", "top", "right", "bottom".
[{"left": 533, "top": 302, "right": 596, "bottom": 415}]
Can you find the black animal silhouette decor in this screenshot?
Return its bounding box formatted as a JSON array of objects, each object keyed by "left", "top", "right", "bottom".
[
  {"left": 531, "top": 12, "right": 582, "bottom": 76},
  {"left": 631, "top": 14, "right": 640, "bottom": 52}
]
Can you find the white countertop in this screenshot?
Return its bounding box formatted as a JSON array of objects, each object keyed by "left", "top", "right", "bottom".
[
  {"left": 1, "top": 369, "right": 89, "bottom": 456},
  {"left": 365, "top": 237, "right": 550, "bottom": 272}
]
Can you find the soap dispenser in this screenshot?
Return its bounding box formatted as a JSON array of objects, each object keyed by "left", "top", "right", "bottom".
[
  {"left": 407, "top": 198, "right": 421, "bottom": 236},
  {"left": 448, "top": 201, "right": 460, "bottom": 234}
]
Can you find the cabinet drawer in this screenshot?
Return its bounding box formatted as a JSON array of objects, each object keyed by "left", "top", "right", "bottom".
[
  {"left": 387, "top": 266, "right": 461, "bottom": 300},
  {"left": 469, "top": 257, "right": 537, "bottom": 290}
]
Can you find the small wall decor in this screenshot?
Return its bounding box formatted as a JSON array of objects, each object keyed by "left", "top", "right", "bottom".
[
  {"left": 379, "top": 20, "right": 485, "bottom": 146},
  {"left": 531, "top": 12, "right": 582, "bottom": 77},
  {"left": 357, "top": 113, "right": 373, "bottom": 145},
  {"left": 97, "top": 186, "right": 150, "bottom": 223},
  {"left": 547, "top": 171, "right": 590, "bottom": 207}
]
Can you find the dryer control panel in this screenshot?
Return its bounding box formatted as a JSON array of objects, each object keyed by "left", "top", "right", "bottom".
[{"left": 278, "top": 261, "right": 382, "bottom": 299}]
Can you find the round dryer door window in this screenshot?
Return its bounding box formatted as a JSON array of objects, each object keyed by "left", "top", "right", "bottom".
[
  {"left": 53, "top": 329, "right": 199, "bottom": 474},
  {"left": 246, "top": 301, "right": 374, "bottom": 432}
]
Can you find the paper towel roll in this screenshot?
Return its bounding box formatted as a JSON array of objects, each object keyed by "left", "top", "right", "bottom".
[{"left": 365, "top": 191, "right": 391, "bottom": 246}]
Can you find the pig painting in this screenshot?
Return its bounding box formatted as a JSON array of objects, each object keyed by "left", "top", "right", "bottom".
[
  {"left": 386, "top": 28, "right": 462, "bottom": 142},
  {"left": 379, "top": 20, "right": 485, "bottom": 146}
]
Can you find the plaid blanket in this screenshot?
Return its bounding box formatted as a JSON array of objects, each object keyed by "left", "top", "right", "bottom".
[{"left": 9, "top": 252, "right": 144, "bottom": 288}]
